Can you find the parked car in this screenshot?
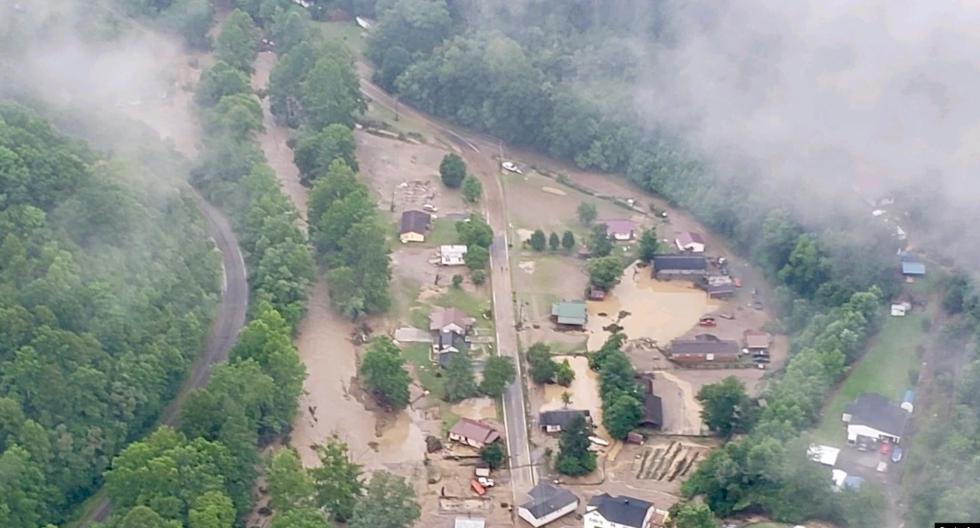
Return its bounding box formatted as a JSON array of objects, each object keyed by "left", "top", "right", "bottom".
[
  {"left": 733, "top": 277, "right": 742, "bottom": 288},
  {"left": 891, "top": 447, "right": 903, "bottom": 463},
  {"left": 876, "top": 461, "right": 888, "bottom": 473},
  {"left": 879, "top": 442, "right": 892, "bottom": 455},
  {"left": 501, "top": 161, "right": 523, "bottom": 174},
  {"left": 698, "top": 316, "right": 717, "bottom": 327}
]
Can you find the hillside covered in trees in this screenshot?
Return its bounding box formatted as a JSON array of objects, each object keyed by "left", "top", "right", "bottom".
[{"left": 0, "top": 103, "right": 221, "bottom": 526}]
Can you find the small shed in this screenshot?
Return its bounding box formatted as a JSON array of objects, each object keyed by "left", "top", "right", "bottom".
[
  {"left": 551, "top": 301, "right": 588, "bottom": 327},
  {"left": 399, "top": 210, "right": 431, "bottom": 243},
  {"left": 675, "top": 231, "right": 706, "bottom": 253},
  {"left": 807, "top": 444, "right": 840, "bottom": 466},
  {"left": 440, "top": 245, "right": 468, "bottom": 266}
]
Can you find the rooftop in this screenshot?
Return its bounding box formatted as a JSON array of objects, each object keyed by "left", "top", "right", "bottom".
[
  {"left": 845, "top": 393, "right": 910, "bottom": 437},
  {"left": 539, "top": 409, "right": 591, "bottom": 429},
  {"left": 652, "top": 254, "right": 708, "bottom": 271},
  {"left": 676, "top": 231, "right": 705, "bottom": 246},
  {"left": 601, "top": 219, "right": 636, "bottom": 236},
  {"left": 587, "top": 493, "right": 653, "bottom": 528},
  {"left": 430, "top": 307, "right": 476, "bottom": 332},
  {"left": 901, "top": 261, "right": 926, "bottom": 276},
  {"left": 743, "top": 330, "right": 771, "bottom": 349},
  {"left": 521, "top": 482, "right": 579, "bottom": 519},
  {"left": 670, "top": 335, "right": 740, "bottom": 356},
  {"left": 454, "top": 518, "right": 486, "bottom": 528},
  {"left": 400, "top": 210, "right": 431, "bottom": 235},
  {"left": 449, "top": 418, "right": 500, "bottom": 444},
  {"left": 551, "top": 300, "right": 587, "bottom": 325}
]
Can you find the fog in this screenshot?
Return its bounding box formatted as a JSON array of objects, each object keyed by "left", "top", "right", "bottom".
[{"left": 637, "top": 0, "right": 980, "bottom": 256}]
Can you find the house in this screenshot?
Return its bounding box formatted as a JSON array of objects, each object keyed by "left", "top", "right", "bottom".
[
  {"left": 900, "top": 252, "right": 925, "bottom": 276},
  {"left": 637, "top": 375, "right": 662, "bottom": 429},
  {"left": 440, "top": 245, "right": 468, "bottom": 266},
  {"left": 601, "top": 219, "right": 637, "bottom": 241},
  {"left": 705, "top": 282, "right": 736, "bottom": 299},
  {"left": 517, "top": 482, "right": 579, "bottom": 527},
  {"left": 551, "top": 301, "right": 588, "bottom": 327},
  {"left": 584, "top": 493, "right": 656, "bottom": 528},
  {"left": 454, "top": 518, "right": 485, "bottom": 528},
  {"left": 807, "top": 444, "right": 840, "bottom": 467},
  {"left": 399, "top": 210, "right": 431, "bottom": 243},
  {"left": 842, "top": 393, "right": 910, "bottom": 445},
  {"left": 674, "top": 231, "right": 706, "bottom": 253},
  {"left": 651, "top": 255, "right": 708, "bottom": 279},
  {"left": 435, "top": 331, "right": 468, "bottom": 368},
  {"left": 669, "top": 334, "right": 740, "bottom": 364},
  {"left": 743, "top": 330, "right": 771, "bottom": 354},
  {"left": 448, "top": 418, "right": 500, "bottom": 448},
  {"left": 430, "top": 307, "right": 476, "bottom": 335},
  {"left": 539, "top": 409, "right": 592, "bottom": 433}
]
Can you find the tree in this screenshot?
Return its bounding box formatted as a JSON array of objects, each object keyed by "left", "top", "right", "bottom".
[
  {"left": 560, "top": 391, "right": 573, "bottom": 407},
  {"left": 479, "top": 442, "right": 505, "bottom": 469},
  {"left": 555, "top": 414, "right": 596, "bottom": 476},
  {"left": 778, "top": 234, "right": 831, "bottom": 298},
  {"left": 464, "top": 245, "right": 489, "bottom": 271},
  {"left": 527, "top": 342, "right": 556, "bottom": 384},
  {"left": 269, "top": 508, "right": 330, "bottom": 528},
  {"left": 161, "top": 0, "right": 214, "bottom": 50},
  {"left": 696, "top": 376, "right": 758, "bottom": 438},
  {"left": 267, "top": 448, "right": 314, "bottom": 512},
  {"left": 215, "top": 9, "right": 259, "bottom": 73},
  {"left": 452, "top": 274, "right": 463, "bottom": 288},
  {"left": 671, "top": 501, "right": 718, "bottom": 528},
  {"left": 293, "top": 124, "right": 358, "bottom": 185},
  {"left": 480, "top": 356, "right": 516, "bottom": 397},
  {"left": 471, "top": 269, "right": 486, "bottom": 285},
  {"left": 301, "top": 54, "right": 363, "bottom": 129},
  {"left": 637, "top": 227, "right": 659, "bottom": 262},
  {"left": 456, "top": 214, "right": 494, "bottom": 248},
  {"left": 462, "top": 175, "right": 482, "bottom": 203},
  {"left": 348, "top": 471, "right": 421, "bottom": 528},
  {"left": 555, "top": 359, "right": 575, "bottom": 387},
  {"left": 577, "top": 201, "right": 597, "bottom": 225},
  {"left": 195, "top": 62, "right": 250, "bottom": 108},
  {"left": 603, "top": 393, "right": 643, "bottom": 439},
  {"left": 587, "top": 223, "right": 613, "bottom": 257},
  {"left": 117, "top": 506, "right": 182, "bottom": 528},
  {"left": 310, "top": 437, "right": 363, "bottom": 522},
  {"left": 443, "top": 352, "right": 479, "bottom": 402},
  {"left": 439, "top": 153, "right": 466, "bottom": 188},
  {"left": 548, "top": 232, "right": 560, "bottom": 251},
  {"left": 188, "top": 491, "right": 236, "bottom": 528},
  {"left": 373, "top": 45, "right": 412, "bottom": 91},
  {"left": 561, "top": 230, "right": 576, "bottom": 251},
  {"left": 588, "top": 255, "right": 625, "bottom": 290},
  {"left": 530, "top": 229, "right": 547, "bottom": 251},
  {"left": 359, "top": 337, "right": 411, "bottom": 410}
]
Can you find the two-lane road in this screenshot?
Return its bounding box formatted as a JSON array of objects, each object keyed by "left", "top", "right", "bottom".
[{"left": 357, "top": 65, "right": 536, "bottom": 500}]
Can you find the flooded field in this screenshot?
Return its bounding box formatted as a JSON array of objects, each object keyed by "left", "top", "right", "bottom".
[
  {"left": 535, "top": 356, "right": 607, "bottom": 438},
  {"left": 586, "top": 262, "right": 719, "bottom": 351}
]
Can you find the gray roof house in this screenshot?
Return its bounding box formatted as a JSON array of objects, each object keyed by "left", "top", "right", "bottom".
[
  {"left": 669, "top": 334, "right": 740, "bottom": 364},
  {"left": 843, "top": 393, "right": 910, "bottom": 444},
  {"left": 518, "top": 482, "right": 579, "bottom": 527},
  {"left": 585, "top": 494, "right": 655, "bottom": 528},
  {"left": 651, "top": 254, "right": 708, "bottom": 279},
  {"left": 539, "top": 409, "right": 592, "bottom": 433}
]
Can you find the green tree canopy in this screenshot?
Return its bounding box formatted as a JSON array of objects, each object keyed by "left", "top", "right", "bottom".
[
  {"left": 439, "top": 153, "right": 466, "bottom": 188},
  {"left": 480, "top": 356, "right": 516, "bottom": 397},
  {"left": 530, "top": 229, "right": 547, "bottom": 251},
  {"left": 587, "top": 223, "right": 613, "bottom": 257},
  {"left": 561, "top": 230, "right": 576, "bottom": 250},
  {"left": 555, "top": 414, "right": 596, "bottom": 476},
  {"left": 671, "top": 501, "right": 718, "bottom": 528},
  {"left": 310, "top": 437, "right": 363, "bottom": 522},
  {"left": 462, "top": 175, "right": 483, "bottom": 203},
  {"left": 443, "top": 352, "right": 479, "bottom": 403},
  {"left": 555, "top": 359, "right": 575, "bottom": 387},
  {"left": 215, "top": 9, "right": 259, "bottom": 73},
  {"left": 456, "top": 214, "right": 494, "bottom": 248},
  {"left": 479, "top": 442, "right": 505, "bottom": 469},
  {"left": 577, "top": 201, "right": 597, "bottom": 225},
  {"left": 359, "top": 337, "right": 411, "bottom": 410},
  {"left": 348, "top": 471, "right": 421, "bottom": 528},
  {"left": 549, "top": 232, "right": 561, "bottom": 251},
  {"left": 267, "top": 448, "right": 314, "bottom": 512},
  {"left": 696, "top": 376, "right": 759, "bottom": 438},
  {"left": 588, "top": 255, "right": 625, "bottom": 290},
  {"left": 527, "top": 342, "right": 557, "bottom": 384},
  {"left": 637, "top": 227, "right": 659, "bottom": 262},
  {"left": 293, "top": 124, "right": 358, "bottom": 185},
  {"left": 196, "top": 62, "right": 251, "bottom": 108}
]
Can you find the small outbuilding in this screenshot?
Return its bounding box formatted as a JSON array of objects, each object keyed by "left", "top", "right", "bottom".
[
  {"left": 399, "top": 210, "right": 431, "bottom": 243},
  {"left": 448, "top": 418, "right": 501, "bottom": 449},
  {"left": 743, "top": 330, "right": 771, "bottom": 354},
  {"left": 551, "top": 300, "right": 588, "bottom": 327},
  {"left": 807, "top": 444, "right": 840, "bottom": 467},
  {"left": 440, "top": 245, "right": 468, "bottom": 266},
  {"left": 454, "top": 518, "right": 486, "bottom": 528},
  {"left": 675, "top": 231, "right": 706, "bottom": 253},
  {"left": 900, "top": 252, "right": 926, "bottom": 277}
]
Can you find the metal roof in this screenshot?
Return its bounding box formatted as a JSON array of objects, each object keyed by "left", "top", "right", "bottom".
[{"left": 551, "top": 301, "right": 587, "bottom": 325}]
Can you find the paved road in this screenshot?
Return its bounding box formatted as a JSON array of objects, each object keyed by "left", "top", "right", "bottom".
[
  {"left": 357, "top": 64, "right": 537, "bottom": 500},
  {"left": 83, "top": 191, "right": 248, "bottom": 525}
]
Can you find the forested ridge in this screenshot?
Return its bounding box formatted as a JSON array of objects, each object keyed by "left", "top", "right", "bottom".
[{"left": 0, "top": 103, "right": 221, "bottom": 526}]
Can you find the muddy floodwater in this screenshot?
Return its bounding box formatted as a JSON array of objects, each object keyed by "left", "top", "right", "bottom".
[
  {"left": 586, "top": 262, "right": 719, "bottom": 350},
  {"left": 536, "top": 356, "right": 608, "bottom": 438}
]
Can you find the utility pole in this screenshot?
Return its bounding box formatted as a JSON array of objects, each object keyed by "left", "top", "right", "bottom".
[{"left": 394, "top": 95, "right": 400, "bottom": 122}]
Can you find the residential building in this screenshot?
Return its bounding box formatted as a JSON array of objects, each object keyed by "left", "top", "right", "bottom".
[
  {"left": 636, "top": 375, "right": 662, "bottom": 429},
  {"left": 517, "top": 482, "right": 579, "bottom": 527},
  {"left": 669, "top": 334, "right": 740, "bottom": 364},
  {"left": 448, "top": 418, "right": 500, "bottom": 448},
  {"left": 601, "top": 219, "right": 637, "bottom": 241},
  {"left": 440, "top": 245, "right": 468, "bottom": 266},
  {"left": 900, "top": 252, "right": 926, "bottom": 276},
  {"left": 584, "top": 493, "right": 656, "bottom": 528},
  {"left": 742, "top": 330, "right": 771, "bottom": 354},
  {"left": 651, "top": 255, "right": 708, "bottom": 279},
  {"left": 539, "top": 409, "right": 591, "bottom": 433},
  {"left": 551, "top": 300, "right": 588, "bottom": 327},
  {"left": 430, "top": 307, "right": 476, "bottom": 335},
  {"left": 674, "top": 231, "right": 706, "bottom": 253},
  {"left": 399, "top": 210, "right": 431, "bottom": 243},
  {"left": 842, "top": 393, "right": 910, "bottom": 445}
]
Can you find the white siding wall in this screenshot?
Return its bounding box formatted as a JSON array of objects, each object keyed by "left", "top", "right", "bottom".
[
  {"left": 584, "top": 510, "right": 650, "bottom": 528},
  {"left": 517, "top": 501, "right": 577, "bottom": 527},
  {"left": 847, "top": 424, "right": 901, "bottom": 444}
]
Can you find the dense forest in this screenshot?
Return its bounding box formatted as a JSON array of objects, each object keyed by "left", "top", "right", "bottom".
[{"left": 0, "top": 104, "right": 221, "bottom": 526}]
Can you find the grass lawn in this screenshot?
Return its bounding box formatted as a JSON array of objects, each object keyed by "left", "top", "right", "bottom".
[
  {"left": 402, "top": 342, "right": 444, "bottom": 399},
  {"left": 426, "top": 217, "right": 459, "bottom": 247},
  {"left": 812, "top": 311, "right": 928, "bottom": 443},
  {"left": 316, "top": 21, "right": 366, "bottom": 56},
  {"left": 435, "top": 287, "right": 491, "bottom": 320}
]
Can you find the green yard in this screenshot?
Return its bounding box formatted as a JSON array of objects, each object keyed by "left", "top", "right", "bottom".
[
  {"left": 426, "top": 217, "right": 459, "bottom": 246},
  {"left": 402, "top": 342, "right": 444, "bottom": 399},
  {"left": 316, "top": 21, "right": 366, "bottom": 55},
  {"left": 435, "top": 288, "right": 491, "bottom": 321},
  {"left": 812, "top": 311, "right": 928, "bottom": 443}
]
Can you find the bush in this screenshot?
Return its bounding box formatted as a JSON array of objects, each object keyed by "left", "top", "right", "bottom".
[
  {"left": 440, "top": 153, "right": 466, "bottom": 188},
  {"left": 471, "top": 269, "right": 486, "bottom": 284}
]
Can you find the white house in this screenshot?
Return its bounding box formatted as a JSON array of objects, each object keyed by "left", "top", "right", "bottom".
[
  {"left": 440, "top": 245, "right": 468, "bottom": 266},
  {"left": 584, "top": 494, "right": 655, "bottom": 528},
  {"left": 674, "top": 231, "right": 706, "bottom": 253},
  {"left": 517, "top": 482, "right": 579, "bottom": 527},
  {"left": 602, "top": 219, "right": 637, "bottom": 241},
  {"left": 842, "top": 393, "right": 910, "bottom": 445}
]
